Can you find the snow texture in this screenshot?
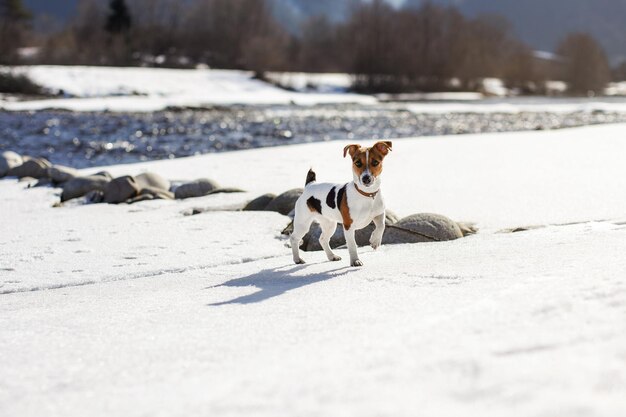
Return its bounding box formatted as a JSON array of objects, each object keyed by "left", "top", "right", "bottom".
[
  {"left": 1, "top": 124, "right": 626, "bottom": 416},
  {"left": 0, "top": 66, "right": 375, "bottom": 112},
  {"left": 2, "top": 66, "right": 626, "bottom": 113}
]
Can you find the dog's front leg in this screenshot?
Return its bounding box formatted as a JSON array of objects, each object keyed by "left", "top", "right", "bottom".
[
  {"left": 344, "top": 227, "right": 362, "bottom": 267},
  {"left": 370, "top": 212, "right": 385, "bottom": 250}
]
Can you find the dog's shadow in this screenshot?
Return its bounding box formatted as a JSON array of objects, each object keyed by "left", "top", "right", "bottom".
[{"left": 207, "top": 263, "right": 351, "bottom": 306}]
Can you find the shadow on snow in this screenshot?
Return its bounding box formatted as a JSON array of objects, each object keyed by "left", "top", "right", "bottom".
[{"left": 207, "top": 263, "right": 352, "bottom": 306}]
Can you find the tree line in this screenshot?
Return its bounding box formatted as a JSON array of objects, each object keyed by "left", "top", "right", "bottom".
[{"left": 1, "top": 0, "right": 623, "bottom": 95}]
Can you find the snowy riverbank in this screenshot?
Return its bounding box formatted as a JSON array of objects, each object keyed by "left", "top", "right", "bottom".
[
  {"left": 2, "top": 66, "right": 626, "bottom": 114},
  {"left": 2, "top": 124, "right": 626, "bottom": 416}
]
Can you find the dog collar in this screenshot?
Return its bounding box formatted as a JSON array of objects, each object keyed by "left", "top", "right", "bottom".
[{"left": 354, "top": 183, "right": 378, "bottom": 198}]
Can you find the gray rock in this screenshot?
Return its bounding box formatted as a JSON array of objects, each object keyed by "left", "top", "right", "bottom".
[
  {"left": 304, "top": 211, "right": 398, "bottom": 251},
  {"left": 126, "top": 194, "right": 154, "bottom": 204},
  {"left": 207, "top": 187, "right": 245, "bottom": 195},
  {"left": 104, "top": 176, "right": 139, "bottom": 204},
  {"left": 47, "top": 165, "right": 79, "bottom": 185},
  {"left": 137, "top": 186, "right": 174, "bottom": 200},
  {"left": 6, "top": 158, "right": 51, "bottom": 179},
  {"left": 382, "top": 213, "right": 463, "bottom": 245},
  {"left": 0, "top": 151, "right": 23, "bottom": 177},
  {"left": 92, "top": 171, "right": 113, "bottom": 180},
  {"left": 135, "top": 172, "right": 170, "bottom": 191},
  {"left": 84, "top": 190, "right": 104, "bottom": 204},
  {"left": 243, "top": 193, "right": 276, "bottom": 211},
  {"left": 265, "top": 188, "right": 303, "bottom": 215},
  {"left": 61, "top": 173, "right": 111, "bottom": 202},
  {"left": 32, "top": 178, "right": 53, "bottom": 187},
  {"left": 174, "top": 178, "right": 220, "bottom": 199}
]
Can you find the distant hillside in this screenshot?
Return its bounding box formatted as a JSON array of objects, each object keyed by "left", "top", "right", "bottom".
[{"left": 423, "top": 0, "right": 626, "bottom": 62}]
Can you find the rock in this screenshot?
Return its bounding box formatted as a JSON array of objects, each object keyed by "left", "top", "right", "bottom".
[
  {"left": 93, "top": 171, "right": 113, "bottom": 180},
  {"left": 304, "top": 211, "right": 398, "bottom": 251},
  {"left": 47, "top": 165, "right": 79, "bottom": 184},
  {"left": 126, "top": 194, "right": 154, "bottom": 204},
  {"left": 137, "top": 186, "right": 174, "bottom": 200},
  {"left": 382, "top": 213, "right": 463, "bottom": 245},
  {"left": 135, "top": 172, "right": 170, "bottom": 191},
  {"left": 207, "top": 187, "right": 245, "bottom": 195},
  {"left": 61, "top": 173, "right": 111, "bottom": 202},
  {"left": 6, "top": 157, "right": 51, "bottom": 179},
  {"left": 32, "top": 178, "right": 53, "bottom": 188},
  {"left": 243, "top": 193, "right": 276, "bottom": 211},
  {"left": 104, "top": 176, "right": 139, "bottom": 204},
  {"left": 174, "top": 178, "right": 220, "bottom": 199},
  {"left": 0, "top": 151, "right": 23, "bottom": 177},
  {"left": 265, "top": 188, "right": 303, "bottom": 215},
  {"left": 85, "top": 190, "right": 104, "bottom": 204}
]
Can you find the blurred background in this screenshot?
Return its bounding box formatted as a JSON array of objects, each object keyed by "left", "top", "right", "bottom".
[
  {"left": 2, "top": 0, "right": 626, "bottom": 169},
  {"left": 2, "top": 0, "right": 625, "bottom": 96}
]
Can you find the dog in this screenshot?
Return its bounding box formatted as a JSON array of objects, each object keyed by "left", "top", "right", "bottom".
[{"left": 290, "top": 141, "right": 392, "bottom": 267}]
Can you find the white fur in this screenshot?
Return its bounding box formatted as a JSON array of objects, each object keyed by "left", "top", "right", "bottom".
[{"left": 290, "top": 173, "right": 386, "bottom": 267}]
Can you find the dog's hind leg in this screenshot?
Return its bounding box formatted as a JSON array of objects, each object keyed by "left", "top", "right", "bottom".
[
  {"left": 318, "top": 218, "right": 341, "bottom": 262},
  {"left": 291, "top": 215, "right": 313, "bottom": 264}
]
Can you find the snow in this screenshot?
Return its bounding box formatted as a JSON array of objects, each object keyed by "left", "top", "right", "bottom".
[
  {"left": 265, "top": 72, "right": 353, "bottom": 93},
  {"left": 0, "top": 66, "right": 376, "bottom": 112},
  {"left": 606, "top": 81, "right": 626, "bottom": 97},
  {"left": 2, "top": 123, "right": 626, "bottom": 416},
  {"left": 480, "top": 77, "right": 508, "bottom": 97},
  {"left": 406, "top": 96, "right": 626, "bottom": 114},
  {"left": 3, "top": 66, "right": 626, "bottom": 113}
]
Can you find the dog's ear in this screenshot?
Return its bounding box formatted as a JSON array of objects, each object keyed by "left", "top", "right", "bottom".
[
  {"left": 374, "top": 141, "right": 392, "bottom": 156},
  {"left": 343, "top": 144, "right": 360, "bottom": 158}
]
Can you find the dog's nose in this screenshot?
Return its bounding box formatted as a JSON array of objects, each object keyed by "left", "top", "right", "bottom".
[{"left": 362, "top": 175, "right": 372, "bottom": 185}]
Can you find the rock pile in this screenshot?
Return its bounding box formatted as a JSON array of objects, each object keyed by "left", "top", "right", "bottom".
[{"left": 0, "top": 151, "right": 239, "bottom": 205}]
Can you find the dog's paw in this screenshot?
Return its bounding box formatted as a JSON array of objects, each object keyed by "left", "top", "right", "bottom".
[
  {"left": 351, "top": 259, "right": 363, "bottom": 267},
  {"left": 370, "top": 236, "right": 382, "bottom": 250},
  {"left": 329, "top": 255, "right": 342, "bottom": 262},
  {"left": 294, "top": 259, "right": 306, "bottom": 265}
]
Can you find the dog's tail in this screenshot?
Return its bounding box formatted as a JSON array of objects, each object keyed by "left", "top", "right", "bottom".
[{"left": 305, "top": 168, "right": 316, "bottom": 186}]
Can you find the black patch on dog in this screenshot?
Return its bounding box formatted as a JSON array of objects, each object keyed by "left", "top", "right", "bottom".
[
  {"left": 326, "top": 186, "right": 336, "bottom": 209},
  {"left": 305, "top": 169, "right": 316, "bottom": 186},
  {"left": 306, "top": 196, "right": 322, "bottom": 214},
  {"left": 336, "top": 184, "right": 347, "bottom": 209}
]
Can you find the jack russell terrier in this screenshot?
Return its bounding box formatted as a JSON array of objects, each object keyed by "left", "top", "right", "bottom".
[{"left": 290, "top": 141, "right": 392, "bottom": 267}]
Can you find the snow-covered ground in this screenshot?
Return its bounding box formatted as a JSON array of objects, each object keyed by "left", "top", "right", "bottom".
[
  {"left": 265, "top": 72, "right": 353, "bottom": 93},
  {"left": 2, "top": 66, "right": 626, "bottom": 113},
  {"left": 405, "top": 97, "right": 626, "bottom": 114},
  {"left": 0, "top": 66, "right": 376, "bottom": 112},
  {"left": 2, "top": 124, "right": 626, "bottom": 417}
]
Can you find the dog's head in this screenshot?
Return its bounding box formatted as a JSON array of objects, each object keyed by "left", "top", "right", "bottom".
[{"left": 343, "top": 141, "right": 392, "bottom": 189}]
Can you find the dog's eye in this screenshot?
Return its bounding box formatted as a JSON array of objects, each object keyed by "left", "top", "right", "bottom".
[
  {"left": 371, "top": 160, "right": 379, "bottom": 167},
  {"left": 354, "top": 160, "right": 363, "bottom": 168}
]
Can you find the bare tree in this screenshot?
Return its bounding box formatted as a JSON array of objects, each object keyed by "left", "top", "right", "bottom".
[
  {"left": 557, "top": 32, "right": 610, "bottom": 95},
  {"left": 613, "top": 61, "right": 626, "bottom": 81},
  {"left": 0, "top": 0, "right": 32, "bottom": 63}
]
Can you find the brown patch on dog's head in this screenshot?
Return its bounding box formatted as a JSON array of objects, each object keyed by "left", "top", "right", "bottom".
[
  {"left": 344, "top": 143, "right": 367, "bottom": 178},
  {"left": 373, "top": 141, "right": 392, "bottom": 156},
  {"left": 343, "top": 142, "right": 392, "bottom": 180},
  {"left": 368, "top": 141, "right": 392, "bottom": 177}
]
